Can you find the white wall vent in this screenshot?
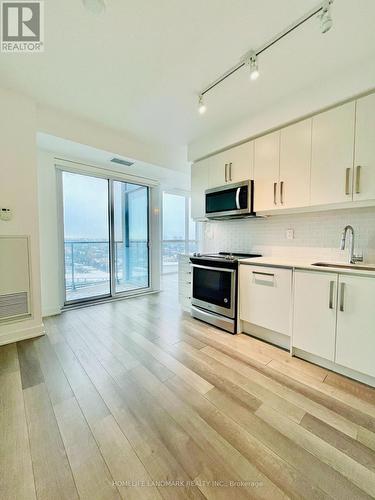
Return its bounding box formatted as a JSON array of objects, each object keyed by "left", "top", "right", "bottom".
[
  {"left": 0, "top": 292, "right": 29, "bottom": 320},
  {"left": 110, "top": 157, "right": 134, "bottom": 167},
  {"left": 0, "top": 236, "right": 31, "bottom": 323}
]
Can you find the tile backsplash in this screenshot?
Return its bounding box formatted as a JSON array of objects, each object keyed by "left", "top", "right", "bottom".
[{"left": 201, "top": 206, "right": 375, "bottom": 263}]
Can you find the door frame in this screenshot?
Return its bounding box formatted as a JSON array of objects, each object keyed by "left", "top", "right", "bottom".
[{"left": 57, "top": 165, "right": 153, "bottom": 307}]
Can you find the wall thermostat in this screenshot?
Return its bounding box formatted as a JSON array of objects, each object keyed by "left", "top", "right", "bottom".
[{"left": 0, "top": 208, "right": 12, "bottom": 221}]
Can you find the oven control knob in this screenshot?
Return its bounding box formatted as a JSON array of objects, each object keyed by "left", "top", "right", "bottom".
[{"left": 224, "top": 298, "right": 228, "bottom": 304}]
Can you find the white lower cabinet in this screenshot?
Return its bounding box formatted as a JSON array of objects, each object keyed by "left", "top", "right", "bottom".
[
  {"left": 240, "top": 265, "right": 292, "bottom": 336},
  {"left": 335, "top": 275, "right": 375, "bottom": 378},
  {"left": 293, "top": 270, "right": 375, "bottom": 379},
  {"left": 293, "top": 271, "right": 337, "bottom": 361},
  {"left": 178, "top": 254, "right": 192, "bottom": 312}
]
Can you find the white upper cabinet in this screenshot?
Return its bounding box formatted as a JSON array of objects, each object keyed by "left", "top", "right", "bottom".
[
  {"left": 335, "top": 275, "right": 375, "bottom": 378},
  {"left": 353, "top": 93, "right": 375, "bottom": 202},
  {"left": 191, "top": 157, "right": 210, "bottom": 220},
  {"left": 310, "top": 102, "right": 356, "bottom": 206},
  {"left": 209, "top": 142, "right": 253, "bottom": 188},
  {"left": 254, "top": 131, "right": 280, "bottom": 212},
  {"left": 226, "top": 141, "right": 254, "bottom": 184},
  {"left": 293, "top": 271, "right": 337, "bottom": 361},
  {"left": 190, "top": 92, "right": 375, "bottom": 219},
  {"left": 279, "top": 119, "right": 312, "bottom": 209},
  {"left": 208, "top": 151, "right": 227, "bottom": 188}
]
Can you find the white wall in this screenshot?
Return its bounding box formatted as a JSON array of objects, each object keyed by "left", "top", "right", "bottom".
[
  {"left": 202, "top": 207, "right": 375, "bottom": 263},
  {"left": 37, "top": 151, "right": 62, "bottom": 316},
  {"left": 38, "top": 105, "right": 189, "bottom": 173},
  {"left": 0, "top": 89, "right": 43, "bottom": 344}
]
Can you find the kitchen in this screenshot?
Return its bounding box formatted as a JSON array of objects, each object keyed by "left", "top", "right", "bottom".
[{"left": 180, "top": 91, "right": 375, "bottom": 389}]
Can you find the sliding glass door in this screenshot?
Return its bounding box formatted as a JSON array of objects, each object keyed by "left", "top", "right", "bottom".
[
  {"left": 62, "top": 172, "right": 111, "bottom": 302},
  {"left": 62, "top": 171, "right": 150, "bottom": 305},
  {"left": 113, "top": 181, "right": 149, "bottom": 292}
]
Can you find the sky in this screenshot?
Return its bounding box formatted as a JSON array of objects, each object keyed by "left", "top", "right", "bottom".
[
  {"left": 63, "top": 172, "right": 194, "bottom": 242},
  {"left": 63, "top": 172, "right": 148, "bottom": 241}
]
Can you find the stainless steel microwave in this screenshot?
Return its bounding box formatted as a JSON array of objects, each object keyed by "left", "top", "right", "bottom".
[{"left": 205, "top": 180, "right": 255, "bottom": 219}]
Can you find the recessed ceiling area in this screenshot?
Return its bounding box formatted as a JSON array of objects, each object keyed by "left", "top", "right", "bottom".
[{"left": 1, "top": 0, "right": 374, "bottom": 149}]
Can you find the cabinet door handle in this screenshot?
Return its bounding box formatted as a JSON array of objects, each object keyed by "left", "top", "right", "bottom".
[
  {"left": 273, "top": 182, "right": 277, "bottom": 205},
  {"left": 280, "top": 181, "right": 284, "bottom": 205},
  {"left": 329, "top": 280, "right": 335, "bottom": 310},
  {"left": 355, "top": 165, "right": 361, "bottom": 194},
  {"left": 224, "top": 164, "right": 228, "bottom": 183},
  {"left": 339, "top": 282, "right": 345, "bottom": 312},
  {"left": 345, "top": 168, "right": 352, "bottom": 196},
  {"left": 229, "top": 162, "right": 233, "bottom": 182},
  {"left": 252, "top": 271, "right": 275, "bottom": 285},
  {"left": 235, "top": 187, "right": 241, "bottom": 209}
]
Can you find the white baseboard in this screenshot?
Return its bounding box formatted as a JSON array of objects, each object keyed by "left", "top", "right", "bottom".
[
  {"left": 0, "top": 324, "right": 45, "bottom": 346},
  {"left": 241, "top": 321, "right": 290, "bottom": 350},
  {"left": 293, "top": 348, "right": 375, "bottom": 388}
]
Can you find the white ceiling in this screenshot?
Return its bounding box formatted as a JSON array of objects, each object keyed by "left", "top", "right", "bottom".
[{"left": 1, "top": 0, "right": 375, "bottom": 149}]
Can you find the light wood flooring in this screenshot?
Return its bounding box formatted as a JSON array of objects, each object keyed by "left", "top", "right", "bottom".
[{"left": 1, "top": 275, "right": 375, "bottom": 500}]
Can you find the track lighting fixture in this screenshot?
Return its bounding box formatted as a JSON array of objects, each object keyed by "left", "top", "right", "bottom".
[
  {"left": 82, "top": 0, "right": 106, "bottom": 15},
  {"left": 319, "top": 0, "right": 333, "bottom": 34},
  {"left": 246, "top": 51, "right": 260, "bottom": 81},
  {"left": 198, "top": 95, "right": 207, "bottom": 115},
  {"left": 197, "top": 0, "right": 335, "bottom": 113}
]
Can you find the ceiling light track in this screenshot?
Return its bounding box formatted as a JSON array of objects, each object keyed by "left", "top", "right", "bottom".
[{"left": 198, "top": 0, "right": 334, "bottom": 112}]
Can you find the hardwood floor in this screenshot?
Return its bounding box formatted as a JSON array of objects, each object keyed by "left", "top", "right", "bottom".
[{"left": 1, "top": 274, "right": 375, "bottom": 499}]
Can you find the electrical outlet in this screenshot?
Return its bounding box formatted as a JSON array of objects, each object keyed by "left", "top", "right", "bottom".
[
  {"left": 286, "top": 228, "right": 294, "bottom": 240},
  {"left": 0, "top": 208, "right": 12, "bottom": 221}
]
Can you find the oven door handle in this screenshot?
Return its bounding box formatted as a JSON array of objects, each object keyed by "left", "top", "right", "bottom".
[
  {"left": 191, "top": 264, "right": 236, "bottom": 273},
  {"left": 235, "top": 187, "right": 241, "bottom": 210}
]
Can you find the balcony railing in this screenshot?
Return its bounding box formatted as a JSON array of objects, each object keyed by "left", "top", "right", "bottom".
[
  {"left": 64, "top": 240, "right": 148, "bottom": 292},
  {"left": 64, "top": 239, "right": 198, "bottom": 298},
  {"left": 161, "top": 240, "right": 198, "bottom": 274}
]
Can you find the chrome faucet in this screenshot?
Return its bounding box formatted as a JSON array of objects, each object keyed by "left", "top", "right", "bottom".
[{"left": 340, "top": 225, "right": 363, "bottom": 264}]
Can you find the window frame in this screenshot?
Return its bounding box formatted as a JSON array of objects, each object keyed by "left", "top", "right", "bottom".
[{"left": 161, "top": 190, "right": 198, "bottom": 274}]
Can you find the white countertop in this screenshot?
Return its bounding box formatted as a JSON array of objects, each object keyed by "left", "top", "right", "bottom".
[{"left": 240, "top": 256, "right": 375, "bottom": 277}]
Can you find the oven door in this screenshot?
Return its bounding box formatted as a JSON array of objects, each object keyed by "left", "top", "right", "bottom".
[{"left": 191, "top": 264, "right": 236, "bottom": 318}]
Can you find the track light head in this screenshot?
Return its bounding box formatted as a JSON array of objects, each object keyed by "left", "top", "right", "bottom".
[
  {"left": 245, "top": 51, "right": 259, "bottom": 81},
  {"left": 319, "top": 0, "right": 333, "bottom": 34},
  {"left": 198, "top": 95, "right": 207, "bottom": 115}
]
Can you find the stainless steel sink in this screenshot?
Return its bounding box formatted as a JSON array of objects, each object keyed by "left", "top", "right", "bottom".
[{"left": 312, "top": 262, "right": 375, "bottom": 272}]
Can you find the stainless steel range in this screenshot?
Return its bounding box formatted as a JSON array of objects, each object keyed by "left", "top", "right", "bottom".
[{"left": 190, "top": 252, "right": 261, "bottom": 334}]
